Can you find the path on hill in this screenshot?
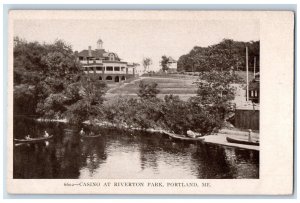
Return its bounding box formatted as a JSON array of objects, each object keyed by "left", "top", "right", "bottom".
[{"left": 106, "top": 77, "right": 143, "bottom": 94}]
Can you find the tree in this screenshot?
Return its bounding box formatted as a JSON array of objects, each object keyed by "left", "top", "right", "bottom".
[
  {"left": 13, "top": 37, "right": 106, "bottom": 123},
  {"left": 142, "top": 57, "right": 152, "bottom": 72},
  {"left": 193, "top": 69, "right": 242, "bottom": 121},
  {"left": 137, "top": 81, "right": 160, "bottom": 100},
  {"left": 161, "top": 55, "right": 169, "bottom": 72},
  {"left": 64, "top": 75, "right": 106, "bottom": 124}
]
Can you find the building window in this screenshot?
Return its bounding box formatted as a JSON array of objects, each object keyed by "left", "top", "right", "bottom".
[
  {"left": 121, "top": 76, "right": 125, "bottom": 80},
  {"left": 114, "top": 67, "right": 120, "bottom": 71},
  {"left": 106, "top": 66, "right": 113, "bottom": 71},
  {"left": 109, "top": 54, "right": 114, "bottom": 61},
  {"left": 121, "top": 67, "right": 125, "bottom": 71},
  {"left": 99, "top": 76, "right": 102, "bottom": 80},
  {"left": 96, "top": 66, "right": 102, "bottom": 71},
  {"left": 254, "top": 91, "right": 258, "bottom": 97},
  {"left": 106, "top": 76, "right": 112, "bottom": 80}
]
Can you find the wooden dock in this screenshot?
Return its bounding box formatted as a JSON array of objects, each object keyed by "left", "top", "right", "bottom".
[{"left": 202, "top": 134, "right": 259, "bottom": 151}]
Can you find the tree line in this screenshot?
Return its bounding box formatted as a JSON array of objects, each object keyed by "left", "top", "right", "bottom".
[{"left": 177, "top": 39, "right": 260, "bottom": 73}]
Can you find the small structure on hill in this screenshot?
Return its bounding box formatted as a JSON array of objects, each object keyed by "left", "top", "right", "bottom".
[{"left": 167, "top": 56, "right": 177, "bottom": 73}]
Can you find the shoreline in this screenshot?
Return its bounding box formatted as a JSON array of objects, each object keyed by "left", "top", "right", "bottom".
[
  {"left": 141, "top": 128, "right": 259, "bottom": 151},
  {"left": 35, "top": 118, "right": 259, "bottom": 151}
]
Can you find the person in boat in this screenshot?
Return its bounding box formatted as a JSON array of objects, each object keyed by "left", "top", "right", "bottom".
[
  {"left": 44, "top": 131, "right": 49, "bottom": 138},
  {"left": 25, "top": 135, "right": 31, "bottom": 140},
  {"left": 248, "top": 129, "right": 252, "bottom": 142},
  {"left": 80, "top": 128, "right": 85, "bottom": 136}
]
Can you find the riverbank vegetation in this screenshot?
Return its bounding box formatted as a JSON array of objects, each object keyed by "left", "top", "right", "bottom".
[{"left": 14, "top": 37, "right": 245, "bottom": 136}]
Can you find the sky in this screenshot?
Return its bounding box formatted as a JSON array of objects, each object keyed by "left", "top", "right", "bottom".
[{"left": 14, "top": 19, "right": 259, "bottom": 71}]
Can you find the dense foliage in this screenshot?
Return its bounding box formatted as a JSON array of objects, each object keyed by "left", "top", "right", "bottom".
[
  {"left": 101, "top": 93, "right": 223, "bottom": 135},
  {"left": 177, "top": 39, "right": 260, "bottom": 72},
  {"left": 13, "top": 37, "right": 106, "bottom": 123}
]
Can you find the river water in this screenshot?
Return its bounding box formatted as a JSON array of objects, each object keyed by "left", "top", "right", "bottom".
[{"left": 13, "top": 117, "right": 259, "bottom": 179}]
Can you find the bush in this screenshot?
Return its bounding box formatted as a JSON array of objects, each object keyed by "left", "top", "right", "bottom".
[
  {"left": 101, "top": 95, "right": 222, "bottom": 136},
  {"left": 137, "top": 81, "right": 160, "bottom": 99}
]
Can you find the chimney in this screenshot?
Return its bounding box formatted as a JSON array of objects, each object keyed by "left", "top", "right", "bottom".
[
  {"left": 88, "top": 46, "right": 92, "bottom": 57},
  {"left": 74, "top": 51, "right": 79, "bottom": 61}
]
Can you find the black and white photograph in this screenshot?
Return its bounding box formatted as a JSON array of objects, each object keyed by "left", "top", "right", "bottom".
[{"left": 7, "top": 10, "right": 294, "bottom": 195}]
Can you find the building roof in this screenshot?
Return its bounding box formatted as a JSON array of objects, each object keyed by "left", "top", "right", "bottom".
[
  {"left": 78, "top": 49, "right": 107, "bottom": 58},
  {"left": 103, "top": 61, "right": 127, "bottom": 64},
  {"left": 127, "top": 62, "right": 140, "bottom": 67},
  {"left": 78, "top": 49, "right": 122, "bottom": 61},
  {"left": 168, "top": 56, "right": 177, "bottom": 63}
]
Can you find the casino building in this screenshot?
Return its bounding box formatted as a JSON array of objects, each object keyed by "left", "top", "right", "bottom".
[{"left": 76, "top": 39, "right": 138, "bottom": 83}]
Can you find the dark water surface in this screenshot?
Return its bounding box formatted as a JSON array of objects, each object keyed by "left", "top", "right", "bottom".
[{"left": 13, "top": 117, "right": 259, "bottom": 179}]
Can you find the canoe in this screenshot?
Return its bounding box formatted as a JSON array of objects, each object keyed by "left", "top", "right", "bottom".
[
  {"left": 163, "top": 131, "right": 204, "bottom": 143},
  {"left": 81, "top": 134, "right": 101, "bottom": 138},
  {"left": 64, "top": 129, "right": 76, "bottom": 132},
  {"left": 14, "top": 135, "right": 53, "bottom": 144},
  {"left": 226, "top": 137, "right": 259, "bottom": 146}
]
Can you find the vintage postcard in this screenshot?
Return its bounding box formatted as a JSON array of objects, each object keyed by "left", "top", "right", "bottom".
[{"left": 6, "top": 10, "right": 294, "bottom": 195}]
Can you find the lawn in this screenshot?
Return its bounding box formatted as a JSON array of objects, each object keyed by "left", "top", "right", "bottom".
[
  {"left": 109, "top": 76, "right": 198, "bottom": 95},
  {"left": 105, "top": 71, "right": 250, "bottom": 103}
]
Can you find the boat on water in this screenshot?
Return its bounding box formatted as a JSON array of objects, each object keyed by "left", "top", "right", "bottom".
[
  {"left": 64, "top": 128, "right": 76, "bottom": 132},
  {"left": 14, "top": 135, "right": 53, "bottom": 144},
  {"left": 163, "top": 131, "right": 204, "bottom": 143},
  {"left": 226, "top": 137, "right": 259, "bottom": 146},
  {"left": 81, "top": 134, "right": 102, "bottom": 138}
]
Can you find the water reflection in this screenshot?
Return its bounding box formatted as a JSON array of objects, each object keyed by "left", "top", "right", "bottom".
[
  {"left": 192, "top": 143, "right": 235, "bottom": 178},
  {"left": 13, "top": 117, "right": 259, "bottom": 179},
  {"left": 79, "top": 138, "right": 107, "bottom": 178}
]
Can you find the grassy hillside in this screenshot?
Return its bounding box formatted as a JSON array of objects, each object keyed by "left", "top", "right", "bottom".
[{"left": 109, "top": 77, "right": 198, "bottom": 95}]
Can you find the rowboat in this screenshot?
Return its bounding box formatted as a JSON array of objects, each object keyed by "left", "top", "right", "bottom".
[
  {"left": 163, "top": 131, "right": 204, "bottom": 143},
  {"left": 14, "top": 135, "right": 53, "bottom": 144},
  {"left": 81, "top": 134, "right": 102, "bottom": 138},
  {"left": 64, "top": 129, "right": 76, "bottom": 132},
  {"left": 226, "top": 137, "right": 259, "bottom": 146}
]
